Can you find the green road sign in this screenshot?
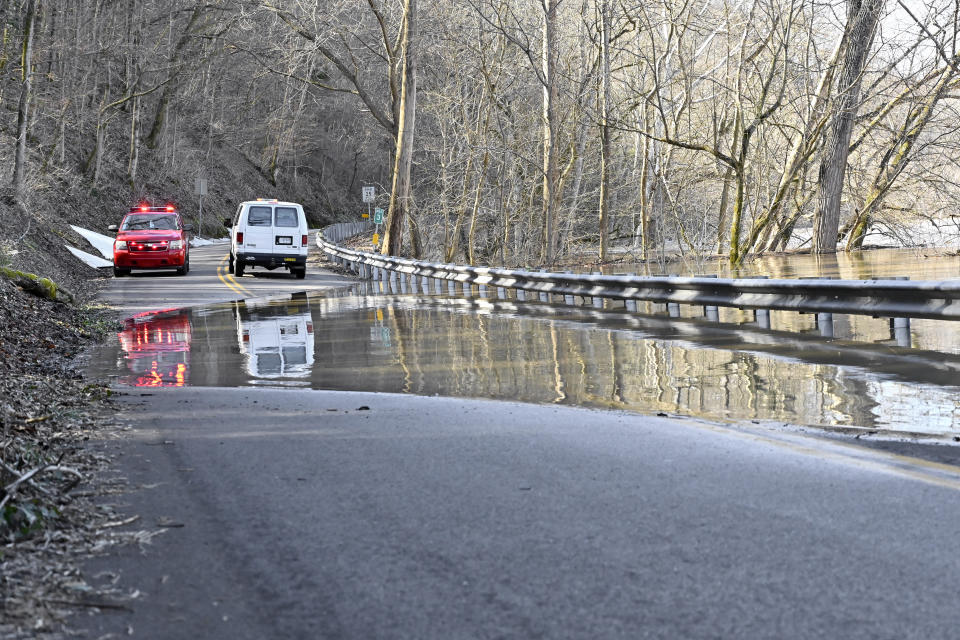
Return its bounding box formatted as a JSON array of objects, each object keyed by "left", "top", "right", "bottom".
[{"left": 373, "top": 208, "right": 384, "bottom": 224}]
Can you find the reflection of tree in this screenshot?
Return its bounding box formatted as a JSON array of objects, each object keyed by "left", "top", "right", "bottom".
[
  {"left": 389, "top": 306, "right": 416, "bottom": 395},
  {"left": 301, "top": 297, "right": 945, "bottom": 429}
]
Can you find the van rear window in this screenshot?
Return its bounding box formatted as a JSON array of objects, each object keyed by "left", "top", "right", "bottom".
[
  {"left": 275, "top": 207, "right": 298, "bottom": 228},
  {"left": 248, "top": 206, "right": 272, "bottom": 226}
]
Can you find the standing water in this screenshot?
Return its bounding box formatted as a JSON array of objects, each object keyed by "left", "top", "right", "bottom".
[{"left": 88, "top": 248, "right": 960, "bottom": 436}]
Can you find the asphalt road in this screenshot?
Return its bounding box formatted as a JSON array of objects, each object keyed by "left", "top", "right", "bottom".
[
  {"left": 98, "top": 240, "right": 355, "bottom": 316},
  {"left": 83, "top": 256, "right": 960, "bottom": 638}
]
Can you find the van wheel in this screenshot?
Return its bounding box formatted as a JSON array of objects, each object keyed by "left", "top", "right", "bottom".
[
  {"left": 228, "top": 253, "right": 235, "bottom": 273},
  {"left": 234, "top": 260, "right": 245, "bottom": 277},
  {"left": 294, "top": 267, "right": 306, "bottom": 280},
  {"left": 113, "top": 266, "right": 130, "bottom": 277}
]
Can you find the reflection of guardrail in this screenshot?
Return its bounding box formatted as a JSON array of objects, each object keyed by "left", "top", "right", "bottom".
[{"left": 317, "top": 223, "right": 960, "bottom": 323}]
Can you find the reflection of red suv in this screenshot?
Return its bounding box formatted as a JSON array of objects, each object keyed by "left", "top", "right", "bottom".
[
  {"left": 117, "top": 309, "right": 192, "bottom": 387},
  {"left": 110, "top": 205, "right": 192, "bottom": 277}
]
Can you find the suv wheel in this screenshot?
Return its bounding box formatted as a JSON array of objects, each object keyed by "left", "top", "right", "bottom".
[
  {"left": 113, "top": 266, "right": 130, "bottom": 277},
  {"left": 176, "top": 255, "right": 190, "bottom": 276}
]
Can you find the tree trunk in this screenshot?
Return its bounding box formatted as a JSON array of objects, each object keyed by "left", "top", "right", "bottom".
[
  {"left": 541, "top": 0, "right": 561, "bottom": 265},
  {"left": 12, "top": 0, "right": 37, "bottom": 203},
  {"left": 144, "top": 5, "right": 203, "bottom": 149},
  {"left": 597, "top": 0, "right": 612, "bottom": 263},
  {"left": 813, "top": 0, "right": 882, "bottom": 253},
  {"left": 714, "top": 164, "right": 734, "bottom": 254},
  {"left": 382, "top": 0, "right": 417, "bottom": 257},
  {"left": 127, "top": 95, "right": 140, "bottom": 187}
]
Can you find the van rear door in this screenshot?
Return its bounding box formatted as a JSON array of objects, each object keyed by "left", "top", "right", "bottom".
[
  {"left": 242, "top": 205, "right": 275, "bottom": 256},
  {"left": 273, "top": 205, "right": 302, "bottom": 260}
]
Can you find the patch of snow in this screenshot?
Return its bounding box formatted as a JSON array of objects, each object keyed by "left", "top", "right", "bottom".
[
  {"left": 190, "top": 237, "right": 229, "bottom": 247},
  {"left": 70, "top": 225, "right": 115, "bottom": 259},
  {"left": 65, "top": 245, "right": 113, "bottom": 268}
]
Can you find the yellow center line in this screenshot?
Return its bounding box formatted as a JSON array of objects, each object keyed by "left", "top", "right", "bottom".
[
  {"left": 217, "top": 254, "right": 253, "bottom": 297},
  {"left": 686, "top": 418, "right": 960, "bottom": 493}
]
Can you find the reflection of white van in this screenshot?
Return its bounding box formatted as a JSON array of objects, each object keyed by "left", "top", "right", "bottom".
[
  {"left": 225, "top": 199, "right": 309, "bottom": 279},
  {"left": 236, "top": 296, "right": 314, "bottom": 379}
]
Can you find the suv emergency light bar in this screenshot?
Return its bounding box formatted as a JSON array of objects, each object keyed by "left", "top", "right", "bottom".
[{"left": 131, "top": 205, "right": 177, "bottom": 213}]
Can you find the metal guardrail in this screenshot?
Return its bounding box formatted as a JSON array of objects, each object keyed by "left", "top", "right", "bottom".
[
  {"left": 317, "top": 223, "right": 960, "bottom": 322},
  {"left": 321, "top": 221, "right": 373, "bottom": 244}
]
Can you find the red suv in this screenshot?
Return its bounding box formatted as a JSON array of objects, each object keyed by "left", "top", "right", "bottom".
[{"left": 109, "top": 205, "right": 192, "bottom": 277}]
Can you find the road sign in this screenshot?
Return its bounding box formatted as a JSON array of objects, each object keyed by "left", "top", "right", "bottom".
[
  {"left": 362, "top": 213, "right": 369, "bottom": 218},
  {"left": 195, "top": 178, "right": 207, "bottom": 195},
  {"left": 362, "top": 186, "right": 375, "bottom": 203},
  {"left": 373, "top": 232, "right": 380, "bottom": 246},
  {"left": 373, "top": 208, "right": 384, "bottom": 224}
]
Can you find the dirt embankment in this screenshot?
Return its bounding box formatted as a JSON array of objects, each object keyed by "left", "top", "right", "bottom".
[{"left": 0, "top": 261, "right": 130, "bottom": 637}]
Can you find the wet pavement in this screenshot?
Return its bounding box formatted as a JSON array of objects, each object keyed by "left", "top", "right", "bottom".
[{"left": 79, "top": 248, "right": 960, "bottom": 638}]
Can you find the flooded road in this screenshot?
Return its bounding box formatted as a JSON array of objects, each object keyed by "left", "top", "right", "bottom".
[
  {"left": 89, "top": 279, "right": 960, "bottom": 435},
  {"left": 606, "top": 246, "right": 960, "bottom": 280}
]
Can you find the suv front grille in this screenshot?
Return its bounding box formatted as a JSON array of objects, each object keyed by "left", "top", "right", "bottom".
[{"left": 129, "top": 241, "right": 169, "bottom": 252}]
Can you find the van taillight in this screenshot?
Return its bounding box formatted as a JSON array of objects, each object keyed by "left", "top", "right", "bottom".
[
  {"left": 306, "top": 323, "right": 313, "bottom": 334},
  {"left": 301, "top": 234, "right": 308, "bottom": 246},
  {"left": 237, "top": 232, "right": 244, "bottom": 244}
]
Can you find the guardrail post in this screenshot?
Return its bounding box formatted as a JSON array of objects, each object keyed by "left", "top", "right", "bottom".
[
  {"left": 591, "top": 272, "right": 604, "bottom": 309},
  {"left": 517, "top": 287, "right": 527, "bottom": 301},
  {"left": 409, "top": 273, "right": 418, "bottom": 293},
  {"left": 421, "top": 275, "right": 429, "bottom": 293},
  {"left": 756, "top": 308, "right": 771, "bottom": 329},
  {"left": 433, "top": 277, "right": 442, "bottom": 295},
  {"left": 667, "top": 275, "right": 681, "bottom": 317},
  {"left": 751, "top": 276, "right": 771, "bottom": 328},
  {"left": 698, "top": 275, "right": 719, "bottom": 321},
  {"left": 389, "top": 270, "right": 399, "bottom": 294},
  {"left": 880, "top": 276, "right": 911, "bottom": 347},
  {"left": 817, "top": 312, "right": 834, "bottom": 337},
  {"left": 539, "top": 270, "right": 550, "bottom": 303},
  {"left": 448, "top": 278, "right": 457, "bottom": 296},
  {"left": 497, "top": 285, "right": 506, "bottom": 299},
  {"left": 563, "top": 272, "right": 575, "bottom": 305},
  {"left": 478, "top": 282, "right": 487, "bottom": 298},
  {"left": 891, "top": 316, "right": 911, "bottom": 347},
  {"left": 624, "top": 273, "right": 638, "bottom": 312}
]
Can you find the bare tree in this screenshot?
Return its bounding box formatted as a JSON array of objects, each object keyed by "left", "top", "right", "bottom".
[
  {"left": 597, "top": 0, "right": 612, "bottom": 262},
  {"left": 813, "top": 0, "right": 884, "bottom": 253},
  {"left": 382, "top": 0, "right": 418, "bottom": 256},
  {"left": 12, "top": 0, "right": 37, "bottom": 203}
]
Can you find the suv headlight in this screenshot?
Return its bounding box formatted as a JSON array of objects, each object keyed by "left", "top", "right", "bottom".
[
  {"left": 169, "top": 239, "right": 184, "bottom": 250},
  {"left": 115, "top": 240, "right": 127, "bottom": 251}
]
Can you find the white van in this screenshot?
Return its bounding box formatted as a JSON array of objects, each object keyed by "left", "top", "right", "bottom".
[{"left": 225, "top": 199, "right": 309, "bottom": 279}]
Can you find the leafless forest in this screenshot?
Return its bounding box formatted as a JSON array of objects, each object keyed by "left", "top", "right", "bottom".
[{"left": 2, "top": 0, "right": 960, "bottom": 268}]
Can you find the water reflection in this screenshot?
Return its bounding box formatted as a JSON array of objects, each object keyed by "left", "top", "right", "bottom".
[
  {"left": 237, "top": 295, "right": 314, "bottom": 380},
  {"left": 116, "top": 309, "right": 191, "bottom": 387},
  {"left": 93, "top": 291, "right": 960, "bottom": 435}
]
